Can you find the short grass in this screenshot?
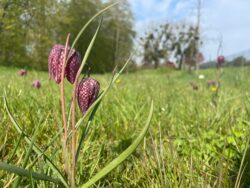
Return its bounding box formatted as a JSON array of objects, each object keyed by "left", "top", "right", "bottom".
[{"left": 0, "top": 66, "right": 250, "bottom": 187}]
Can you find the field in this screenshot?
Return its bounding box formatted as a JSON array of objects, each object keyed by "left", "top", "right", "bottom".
[{"left": 0, "top": 66, "right": 250, "bottom": 187}]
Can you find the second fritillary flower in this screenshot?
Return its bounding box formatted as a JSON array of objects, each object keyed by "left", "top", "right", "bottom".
[{"left": 77, "top": 78, "right": 100, "bottom": 114}]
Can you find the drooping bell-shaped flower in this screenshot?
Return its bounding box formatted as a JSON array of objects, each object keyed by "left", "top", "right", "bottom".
[
  {"left": 77, "top": 78, "right": 100, "bottom": 114},
  {"left": 190, "top": 82, "right": 198, "bottom": 91},
  {"left": 207, "top": 80, "right": 217, "bottom": 87},
  {"left": 217, "top": 55, "right": 225, "bottom": 65},
  {"left": 48, "top": 44, "right": 81, "bottom": 84},
  {"left": 32, "top": 80, "right": 41, "bottom": 89},
  {"left": 65, "top": 50, "right": 81, "bottom": 84},
  {"left": 18, "top": 69, "right": 27, "bottom": 76}
]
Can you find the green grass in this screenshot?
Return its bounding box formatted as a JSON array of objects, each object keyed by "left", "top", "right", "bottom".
[{"left": 0, "top": 66, "right": 250, "bottom": 187}]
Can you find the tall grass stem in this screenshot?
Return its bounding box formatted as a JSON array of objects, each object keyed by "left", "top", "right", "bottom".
[{"left": 61, "top": 33, "right": 70, "bottom": 180}]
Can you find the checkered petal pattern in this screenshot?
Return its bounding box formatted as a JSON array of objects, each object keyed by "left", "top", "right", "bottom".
[
  {"left": 77, "top": 78, "right": 100, "bottom": 114},
  {"left": 217, "top": 55, "right": 225, "bottom": 65},
  {"left": 48, "top": 44, "right": 81, "bottom": 84}
]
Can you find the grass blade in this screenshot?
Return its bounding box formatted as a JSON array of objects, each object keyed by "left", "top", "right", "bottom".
[
  {"left": 3, "top": 92, "right": 69, "bottom": 187},
  {"left": 75, "top": 99, "right": 102, "bottom": 162},
  {"left": 8, "top": 133, "right": 24, "bottom": 163},
  {"left": 70, "top": 2, "right": 118, "bottom": 50},
  {"left": 13, "top": 123, "right": 41, "bottom": 187},
  {"left": 234, "top": 137, "right": 250, "bottom": 188},
  {"left": 76, "top": 18, "right": 103, "bottom": 81},
  {"left": 0, "top": 161, "right": 61, "bottom": 184},
  {"left": 80, "top": 101, "right": 154, "bottom": 188}
]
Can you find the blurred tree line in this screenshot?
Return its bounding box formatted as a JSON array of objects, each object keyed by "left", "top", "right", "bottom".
[
  {"left": 0, "top": 0, "right": 135, "bottom": 72},
  {"left": 140, "top": 0, "right": 203, "bottom": 71},
  {"left": 141, "top": 23, "right": 203, "bottom": 70},
  {"left": 200, "top": 56, "right": 250, "bottom": 69}
]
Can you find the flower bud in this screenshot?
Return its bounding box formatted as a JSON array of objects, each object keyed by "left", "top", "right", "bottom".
[
  {"left": 48, "top": 44, "right": 81, "bottom": 84},
  {"left": 77, "top": 78, "right": 100, "bottom": 114},
  {"left": 207, "top": 80, "right": 217, "bottom": 87},
  {"left": 18, "top": 69, "right": 27, "bottom": 76},
  {"left": 32, "top": 80, "right": 41, "bottom": 89},
  {"left": 217, "top": 55, "right": 225, "bottom": 65},
  {"left": 190, "top": 82, "right": 198, "bottom": 90}
]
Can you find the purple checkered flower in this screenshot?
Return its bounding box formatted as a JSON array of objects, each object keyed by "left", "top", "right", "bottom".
[
  {"left": 32, "top": 80, "right": 41, "bottom": 89},
  {"left": 207, "top": 80, "right": 217, "bottom": 87},
  {"left": 48, "top": 44, "right": 81, "bottom": 84},
  {"left": 190, "top": 82, "right": 198, "bottom": 91},
  {"left": 217, "top": 55, "right": 225, "bottom": 65},
  {"left": 77, "top": 78, "right": 100, "bottom": 114},
  {"left": 18, "top": 69, "right": 27, "bottom": 76}
]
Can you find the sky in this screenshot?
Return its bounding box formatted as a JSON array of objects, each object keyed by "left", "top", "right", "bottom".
[{"left": 127, "top": 0, "right": 250, "bottom": 62}]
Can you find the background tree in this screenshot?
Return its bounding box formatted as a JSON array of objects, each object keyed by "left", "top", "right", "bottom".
[
  {"left": 0, "top": 0, "right": 31, "bottom": 67},
  {"left": 140, "top": 22, "right": 201, "bottom": 70},
  {"left": 0, "top": 0, "right": 135, "bottom": 73},
  {"left": 107, "top": 0, "right": 135, "bottom": 70},
  {"left": 140, "top": 0, "right": 203, "bottom": 70},
  {"left": 141, "top": 28, "right": 168, "bottom": 69},
  {"left": 230, "top": 56, "right": 247, "bottom": 67}
]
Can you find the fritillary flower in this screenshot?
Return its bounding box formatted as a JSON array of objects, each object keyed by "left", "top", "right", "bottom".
[
  {"left": 18, "top": 69, "right": 27, "bottom": 76},
  {"left": 48, "top": 44, "right": 81, "bottom": 84},
  {"left": 207, "top": 80, "right": 217, "bottom": 87},
  {"left": 77, "top": 78, "right": 100, "bottom": 114},
  {"left": 217, "top": 55, "right": 225, "bottom": 65},
  {"left": 32, "top": 80, "right": 41, "bottom": 89}
]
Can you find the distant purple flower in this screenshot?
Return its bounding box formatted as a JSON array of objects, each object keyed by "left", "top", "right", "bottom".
[
  {"left": 48, "top": 44, "right": 81, "bottom": 84},
  {"left": 207, "top": 80, "right": 217, "bottom": 87},
  {"left": 18, "top": 69, "right": 27, "bottom": 76},
  {"left": 77, "top": 78, "right": 100, "bottom": 114},
  {"left": 217, "top": 55, "right": 225, "bottom": 65},
  {"left": 32, "top": 80, "right": 41, "bottom": 89},
  {"left": 190, "top": 82, "right": 198, "bottom": 91}
]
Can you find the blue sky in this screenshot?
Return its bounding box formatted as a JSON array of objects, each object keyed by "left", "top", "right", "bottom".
[{"left": 128, "top": 0, "right": 250, "bottom": 61}]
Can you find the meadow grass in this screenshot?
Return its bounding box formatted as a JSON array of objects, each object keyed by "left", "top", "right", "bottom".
[{"left": 0, "top": 66, "right": 250, "bottom": 187}]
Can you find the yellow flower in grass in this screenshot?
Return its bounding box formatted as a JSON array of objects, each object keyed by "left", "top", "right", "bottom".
[
  {"left": 116, "top": 79, "right": 121, "bottom": 84},
  {"left": 211, "top": 86, "right": 218, "bottom": 92}
]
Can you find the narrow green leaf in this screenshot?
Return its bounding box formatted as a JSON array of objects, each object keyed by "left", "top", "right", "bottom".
[
  {"left": 80, "top": 101, "right": 154, "bottom": 188},
  {"left": 234, "top": 137, "right": 250, "bottom": 188},
  {"left": 67, "top": 103, "right": 73, "bottom": 130},
  {"left": 77, "top": 18, "right": 103, "bottom": 80},
  {"left": 8, "top": 133, "right": 24, "bottom": 163},
  {"left": 89, "top": 145, "right": 104, "bottom": 177},
  {"left": 75, "top": 100, "right": 102, "bottom": 162},
  {"left": 70, "top": 2, "right": 118, "bottom": 50},
  {"left": 3, "top": 92, "right": 69, "bottom": 188},
  {"left": 0, "top": 162, "right": 61, "bottom": 184},
  {"left": 13, "top": 123, "right": 41, "bottom": 187}
]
